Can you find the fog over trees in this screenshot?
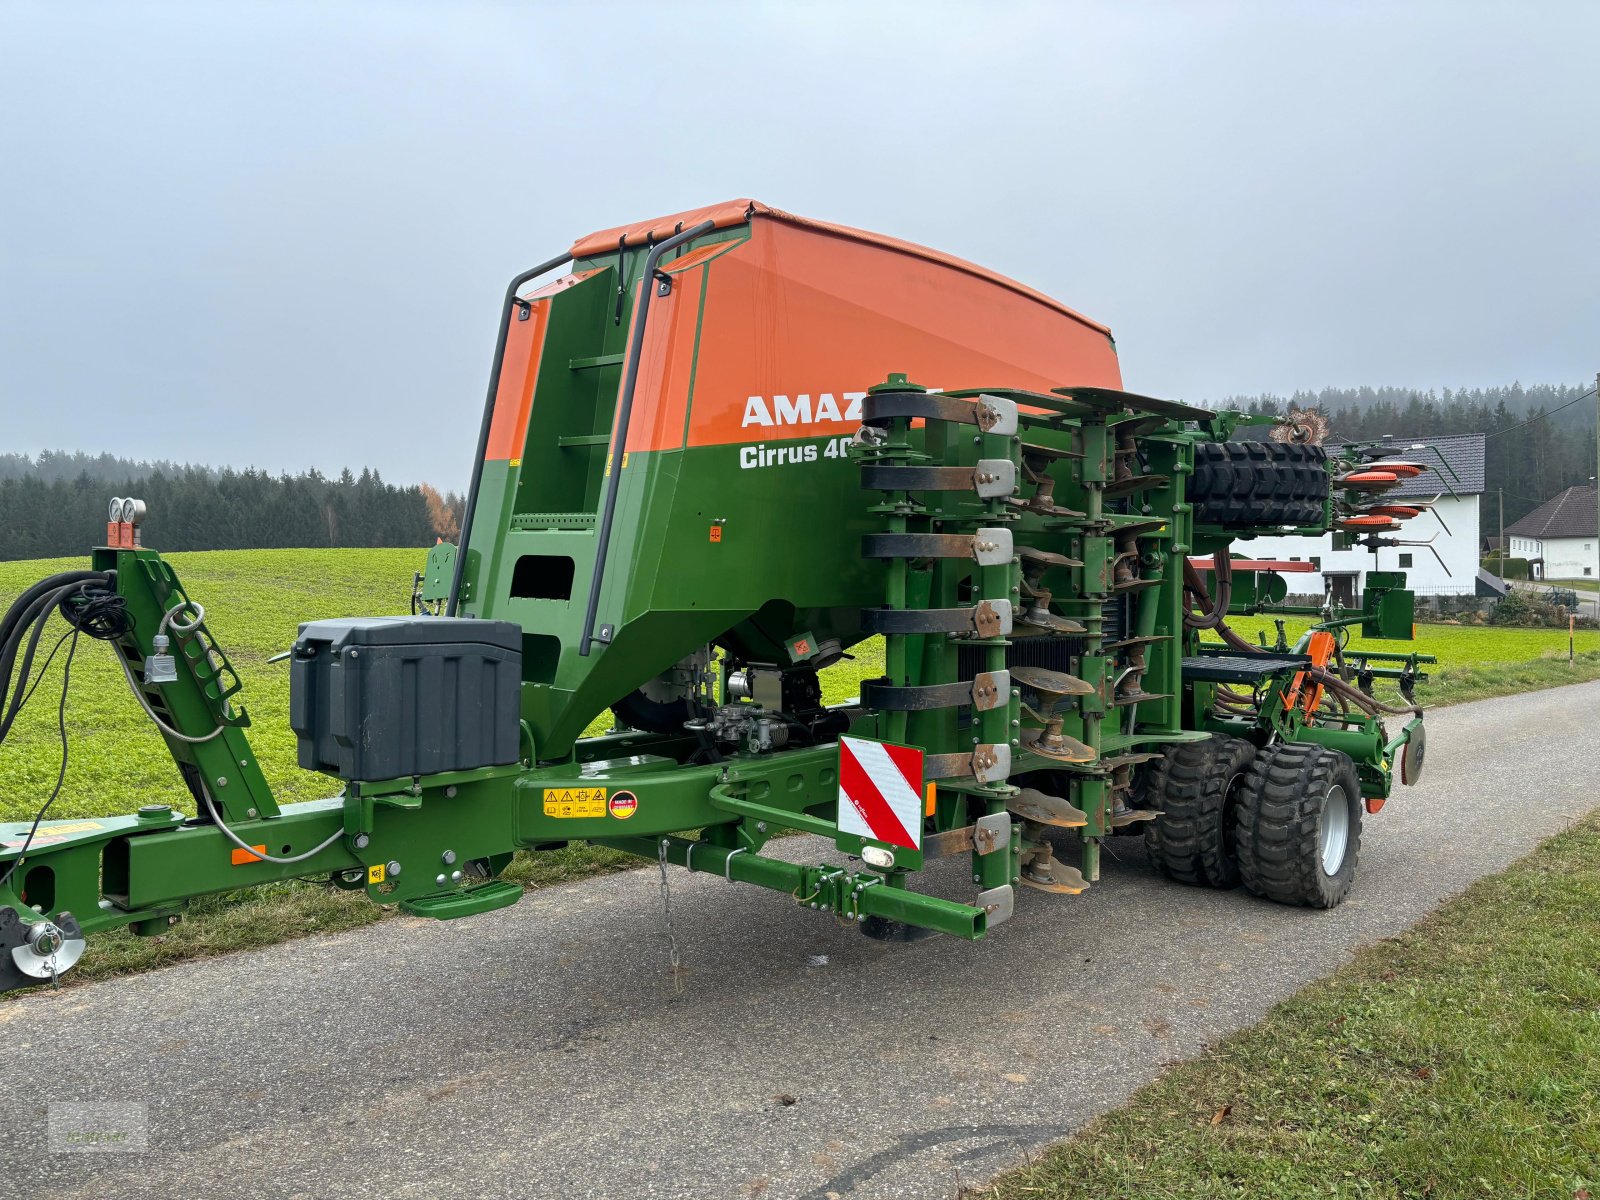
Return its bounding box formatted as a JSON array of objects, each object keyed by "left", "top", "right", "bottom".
[
  {"left": 0, "top": 454, "right": 462, "bottom": 561},
  {"left": 1208, "top": 382, "right": 1596, "bottom": 529},
  {"left": 4, "top": 380, "right": 1593, "bottom": 560}
]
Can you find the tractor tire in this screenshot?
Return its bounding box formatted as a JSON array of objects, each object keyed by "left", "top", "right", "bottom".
[
  {"left": 1233, "top": 742, "right": 1362, "bottom": 908},
  {"left": 1143, "top": 734, "right": 1255, "bottom": 888},
  {"left": 1190, "top": 441, "right": 1328, "bottom": 528}
]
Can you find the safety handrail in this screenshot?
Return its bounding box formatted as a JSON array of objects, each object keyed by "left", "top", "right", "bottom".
[
  {"left": 579, "top": 219, "right": 715, "bottom": 654},
  {"left": 447, "top": 250, "right": 574, "bottom": 617}
]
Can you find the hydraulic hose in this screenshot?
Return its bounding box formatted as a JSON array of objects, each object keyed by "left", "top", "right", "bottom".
[
  {"left": 1311, "top": 668, "right": 1422, "bottom": 718},
  {"left": 1182, "top": 553, "right": 1231, "bottom": 630},
  {"left": 0, "top": 571, "right": 101, "bottom": 650},
  {"left": 112, "top": 649, "right": 225, "bottom": 744},
  {"left": 0, "top": 574, "right": 113, "bottom": 742},
  {"left": 1185, "top": 565, "right": 1421, "bottom": 720},
  {"left": 198, "top": 789, "right": 343, "bottom": 865},
  {"left": 1214, "top": 615, "right": 1420, "bottom": 718},
  {"left": 0, "top": 572, "right": 105, "bottom": 705}
]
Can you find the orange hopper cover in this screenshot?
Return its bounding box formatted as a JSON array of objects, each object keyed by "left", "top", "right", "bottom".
[{"left": 568, "top": 199, "right": 1112, "bottom": 336}]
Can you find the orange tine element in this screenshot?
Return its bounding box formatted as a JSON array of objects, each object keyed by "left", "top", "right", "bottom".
[
  {"left": 1336, "top": 470, "right": 1401, "bottom": 489},
  {"left": 1367, "top": 505, "right": 1422, "bottom": 519},
  {"left": 1361, "top": 460, "right": 1426, "bottom": 477},
  {"left": 1336, "top": 514, "right": 1401, "bottom": 530},
  {"left": 1283, "top": 630, "right": 1337, "bottom": 716}
]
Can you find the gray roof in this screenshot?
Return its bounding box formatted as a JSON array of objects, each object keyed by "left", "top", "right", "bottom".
[
  {"left": 1505, "top": 484, "right": 1599, "bottom": 540},
  {"left": 1360, "top": 433, "right": 1487, "bottom": 499},
  {"left": 1328, "top": 434, "right": 1484, "bottom": 498}
]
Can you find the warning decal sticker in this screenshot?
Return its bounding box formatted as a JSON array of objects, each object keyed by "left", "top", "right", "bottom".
[
  {"left": 1, "top": 819, "right": 106, "bottom": 849},
  {"left": 543, "top": 787, "right": 608, "bottom": 819}
]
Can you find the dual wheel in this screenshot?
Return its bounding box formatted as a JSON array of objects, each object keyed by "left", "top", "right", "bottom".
[{"left": 1143, "top": 735, "right": 1362, "bottom": 908}]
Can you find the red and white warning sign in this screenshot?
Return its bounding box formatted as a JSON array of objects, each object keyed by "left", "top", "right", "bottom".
[{"left": 837, "top": 735, "right": 924, "bottom": 850}]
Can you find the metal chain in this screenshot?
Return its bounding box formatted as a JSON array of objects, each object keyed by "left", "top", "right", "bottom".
[{"left": 656, "top": 839, "right": 684, "bottom": 994}]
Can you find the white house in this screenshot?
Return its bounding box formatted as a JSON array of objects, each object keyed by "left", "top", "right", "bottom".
[
  {"left": 1237, "top": 434, "right": 1485, "bottom": 603},
  {"left": 1505, "top": 484, "right": 1599, "bottom": 581}
]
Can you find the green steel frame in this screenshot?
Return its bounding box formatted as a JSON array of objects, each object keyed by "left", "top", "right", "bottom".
[{"left": 0, "top": 228, "right": 1434, "bottom": 989}]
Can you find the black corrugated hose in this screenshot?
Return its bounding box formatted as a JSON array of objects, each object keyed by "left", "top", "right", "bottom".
[{"left": 0, "top": 572, "right": 129, "bottom": 890}]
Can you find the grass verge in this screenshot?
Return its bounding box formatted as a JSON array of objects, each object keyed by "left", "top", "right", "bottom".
[
  {"left": 1210, "top": 614, "right": 1600, "bottom": 707},
  {"left": 1411, "top": 648, "right": 1600, "bottom": 706},
  {"left": 971, "top": 811, "right": 1600, "bottom": 1200}
]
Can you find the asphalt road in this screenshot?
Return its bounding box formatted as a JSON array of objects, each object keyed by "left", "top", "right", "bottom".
[{"left": 7, "top": 682, "right": 1599, "bottom": 1200}]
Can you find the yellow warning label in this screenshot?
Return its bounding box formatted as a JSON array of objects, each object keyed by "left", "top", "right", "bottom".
[
  {"left": 367, "top": 863, "right": 385, "bottom": 884},
  {"left": 42, "top": 820, "right": 104, "bottom": 835},
  {"left": 543, "top": 786, "right": 608, "bottom": 819},
  {"left": 6, "top": 818, "right": 110, "bottom": 848}
]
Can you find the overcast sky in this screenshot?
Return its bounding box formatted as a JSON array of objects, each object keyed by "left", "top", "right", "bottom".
[{"left": 3, "top": 1, "right": 1596, "bottom": 490}]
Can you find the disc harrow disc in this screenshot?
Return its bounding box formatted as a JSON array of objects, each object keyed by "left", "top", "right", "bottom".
[
  {"left": 1014, "top": 609, "right": 1086, "bottom": 635},
  {"left": 1011, "top": 666, "right": 1095, "bottom": 697},
  {"left": 1019, "top": 855, "right": 1090, "bottom": 894},
  {"left": 1019, "top": 727, "right": 1097, "bottom": 763},
  {"left": 1008, "top": 788, "right": 1089, "bottom": 828}
]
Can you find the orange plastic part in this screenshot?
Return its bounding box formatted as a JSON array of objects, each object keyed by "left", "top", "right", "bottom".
[
  {"left": 1282, "top": 629, "right": 1337, "bottom": 716},
  {"left": 1366, "top": 505, "right": 1422, "bottom": 519},
  {"left": 1361, "top": 460, "right": 1426, "bottom": 477},
  {"left": 570, "top": 199, "right": 1111, "bottom": 335},
  {"left": 483, "top": 271, "right": 599, "bottom": 462},
  {"left": 1338, "top": 470, "right": 1400, "bottom": 487},
  {"left": 485, "top": 202, "right": 1124, "bottom": 469},
  {"left": 619, "top": 212, "right": 1123, "bottom": 453}
]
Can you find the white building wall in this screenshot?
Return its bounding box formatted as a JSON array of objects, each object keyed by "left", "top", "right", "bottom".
[
  {"left": 1508, "top": 535, "right": 1541, "bottom": 558},
  {"left": 1541, "top": 536, "right": 1597, "bottom": 579},
  {"left": 1239, "top": 494, "right": 1480, "bottom": 596}
]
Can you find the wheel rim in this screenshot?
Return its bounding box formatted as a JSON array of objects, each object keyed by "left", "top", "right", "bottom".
[
  {"left": 1221, "top": 771, "right": 1246, "bottom": 858},
  {"left": 1320, "top": 784, "right": 1350, "bottom": 875}
]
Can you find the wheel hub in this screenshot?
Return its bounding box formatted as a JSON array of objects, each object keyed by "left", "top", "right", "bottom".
[{"left": 1320, "top": 784, "right": 1350, "bottom": 875}]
